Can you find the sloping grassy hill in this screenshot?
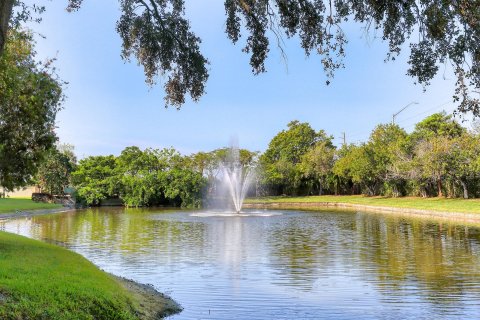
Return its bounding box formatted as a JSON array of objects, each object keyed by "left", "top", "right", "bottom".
[{"left": 0, "top": 231, "right": 177, "bottom": 319}]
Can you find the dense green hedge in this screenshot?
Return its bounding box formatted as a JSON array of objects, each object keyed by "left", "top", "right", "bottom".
[{"left": 72, "top": 147, "right": 206, "bottom": 208}]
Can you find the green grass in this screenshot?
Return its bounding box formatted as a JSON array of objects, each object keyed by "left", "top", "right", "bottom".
[
  {"left": 0, "top": 231, "right": 141, "bottom": 320},
  {"left": 245, "top": 195, "right": 480, "bottom": 214},
  {"left": 0, "top": 198, "right": 61, "bottom": 214}
]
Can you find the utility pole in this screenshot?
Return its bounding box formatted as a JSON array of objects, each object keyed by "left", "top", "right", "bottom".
[
  {"left": 342, "top": 132, "right": 346, "bottom": 146},
  {"left": 392, "top": 101, "right": 419, "bottom": 124}
]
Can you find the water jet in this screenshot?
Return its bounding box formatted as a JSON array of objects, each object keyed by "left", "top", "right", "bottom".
[{"left": 220, "top": 144, "right": 255, "bottom": 213}]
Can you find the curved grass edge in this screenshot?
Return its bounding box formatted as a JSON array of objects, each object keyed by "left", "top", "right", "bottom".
[
  {"left": 113, "top": 276, "right": 182, "bottom": 320},
  {"left": 0, "top": 206, "right": 75, "bottom": 220},
  {"left": 0, "top": 231, "right": 182, "bottom": 319},
  {"left": 245, "top": 195, "right": 480, "bottom": 213}
]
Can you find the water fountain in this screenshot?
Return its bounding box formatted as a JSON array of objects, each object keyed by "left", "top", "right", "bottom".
[
  {"left": 191, "top": 143, "right": 281, "bottom": 217},
  {"left": 220, "top": 145, "right": 255, "bottom": 213}
]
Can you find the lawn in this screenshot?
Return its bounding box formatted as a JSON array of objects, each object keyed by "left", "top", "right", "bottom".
[
  {"left": 0, "top": 198, "right": 62, "bottom": 214},
  {"left": 245, "top": 195, "right": 480, "bottom": 214},
  {"left": 0, "top": 231, "right": 142, "bottom": 319}
]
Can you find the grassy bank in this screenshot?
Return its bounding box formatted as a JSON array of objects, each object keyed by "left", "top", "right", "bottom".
[
  {"left": 0, "top": 231, "right": 179, "bottom": 319},
  {"left": 0, "top": 198, "right": 61, "bottom": 214},
  {"left": 245, "top": 195, "right": 480, "bottom": 214}
]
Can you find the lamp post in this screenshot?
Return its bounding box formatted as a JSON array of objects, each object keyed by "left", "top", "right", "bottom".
[{"left": 392, "top": 101, "right": 419, "bottom": 124}]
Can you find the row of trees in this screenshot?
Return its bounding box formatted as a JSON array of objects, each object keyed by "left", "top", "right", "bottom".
[
  {"left": 35, "top": 144, "right": 258, "bottom": 208},
  {"left": 33, "top": 113, "right": 480, "bottom": 207},
  {"left": 260, "top": 114, "right": 480, "bottom": 198},
  {"left": 69, "top": 146, "right": 258, "bottom": 207},
  {"left": 71, "top": 147, "right": 206, "bottom": 208}
]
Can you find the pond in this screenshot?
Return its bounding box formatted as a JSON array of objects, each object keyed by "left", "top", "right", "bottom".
[{"left": 2, "top": 208, "right": 480, "bottom": 319}]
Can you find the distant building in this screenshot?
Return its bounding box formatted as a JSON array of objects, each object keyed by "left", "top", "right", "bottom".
[{"left": 4, "top": 186, "right": 42, "bottom": 198}]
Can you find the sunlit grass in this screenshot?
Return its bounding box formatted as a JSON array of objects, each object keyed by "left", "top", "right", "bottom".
[
  {"left": 245, "top": 195, "right": 480, "bottom": 214},
  {"left": 0, "top": 198, "right": 61, "bottom": 214},
  {"left": 0, "top": 231, "right": 140, "bottom": 319}
]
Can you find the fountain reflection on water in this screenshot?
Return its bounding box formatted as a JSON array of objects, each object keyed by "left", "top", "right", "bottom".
[{"left": 3, "top": 209, "right": 480, "bottom": 319}]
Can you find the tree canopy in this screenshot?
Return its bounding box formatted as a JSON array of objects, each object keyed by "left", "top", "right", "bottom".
[
  {"left": 260, "top": 120, "right": 332, "bottom": 194},
  {"left": 60, "top": 113, "right": 480, "bottom": 206},
  {"left": 256, "top": 115, "right": 480, "bottom": 198},
  {"left": 0, "top": 29, "right": 63, "bottom": 191},
  {"left": 35, "top": 143, "right": 76, "bottom": 195},
  {"left": 1, "top": 0, "right": 479, "bottom": 114},
  {"left": 72, "top": 146, "right": 206, "bottom": 207}
]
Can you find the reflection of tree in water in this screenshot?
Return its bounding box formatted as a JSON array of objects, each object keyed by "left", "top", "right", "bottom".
[
  {"left": 353, "top": 213, "right": 480, "bottom": 308},
  {"left": 266, "top": 211, "right": 480, "bottom": 311},
  {"left": 7, "top": 208, "right": 480, "bottom": 315},
  {"left": 266, "top": 213, "right": 358, "bottom": 291},
  {"left": 29, "top": 208, "right": 208, "bottom": 264}
]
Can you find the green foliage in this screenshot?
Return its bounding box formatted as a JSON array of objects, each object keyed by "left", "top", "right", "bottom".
[
  {"left": 299, "top": 139, "right": 335, "bottom": 195},
  {"left": 35, "top": 144, "right": 76, "bottom": 195},
  {"left": 218, "top": 0, "right": 480, "bottom": 114},
  {"left": 116, "top": 147, "right": 162, "bottom": 207},
  {"left": 368, "top": 124, "right": 409, "bottom": 196},
  {"left": 262, "top": 121, "right": 321, "bottom": 164},
  {"left": 66, "top": 114, "right": 480, "bottom": 203},
  {"left": 72, "top": 155, "right": 117, "bottom": 205},
  {"left": 261, "top": 121, "right": 329, "bottom": 195},
  {"left": 265, "top": 115, "right": 480, "bottom": 199},
  {"left": 394, "top": 113, "right": 474, "bottom": 197},
  {"left": 0, "top": 29, "right": 63, "bottom": 191},
  {"left": 333, "top": 124, "right": 409, "bottom": 196},
  {"left": 72, "top": 147, "right": 206, "bottom": 208},
  {"left": 63, "top": 116, "right": 480, "bottom": 204},
  {"left": 162, "top": 167, "right": 206, "bottom": 208},
  {"left": 444, "top": 133, "right": 480, "bottom": 198},
  {"left": 70, "top": 0, "right": 208, "bottom": 108},
  {"left": 334, "top": 144, "right": 379, "bottom": 195},
  {"left": 6, "top": 1, "right": 478, "bottom": 113},
  {"left": 412, "top": 112, "right": 466, "bottom": 140}
]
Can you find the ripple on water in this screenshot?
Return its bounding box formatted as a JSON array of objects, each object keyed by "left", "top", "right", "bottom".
[{"left": 2, "top": 208, "right": 480, "bottom": 319}]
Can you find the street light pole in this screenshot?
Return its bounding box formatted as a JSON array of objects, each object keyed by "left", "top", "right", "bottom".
[{"left": 392, "top": 101, "right": 419, "bottom": 124}]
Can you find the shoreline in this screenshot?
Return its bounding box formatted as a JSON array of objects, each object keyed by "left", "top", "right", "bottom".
[
  {"left": 0, "top": 207, "right": 76, "bottom": 220},
  {"left": 0, "top": 207, "right": 183, "bottom": 319},
  {"left": 113, "top": 275, "right": 182, "bottom": 319},
  {"left": 243, "top": 202, "right": 480, "bottom": 224}
]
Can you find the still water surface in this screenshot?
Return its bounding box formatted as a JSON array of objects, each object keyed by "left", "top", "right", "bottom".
[{"left": 2, "top": 208, "right": 480, "bottom": 319}]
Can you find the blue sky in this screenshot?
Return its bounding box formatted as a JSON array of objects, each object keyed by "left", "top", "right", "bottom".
[{"left": 25, "top": 1, "right": 466, "bottom": 158}]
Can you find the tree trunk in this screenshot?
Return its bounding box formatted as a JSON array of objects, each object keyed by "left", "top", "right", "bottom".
[
  {"left": 460, "top": 180, "right": 468, "bottom": 199},
  {"left": 421, "top": 186, "right": 427, "bottom": 198},
  {"left": 0, "top": 0, "right": 14, "bottom": 55},
  {"left": 393, "top": 185, "right": 398, "bottom": 198},
  {"left": 437, "top": 179, "right": 443, "bottom": 197},
  {"left": 318, "top": 179, "right": 323, "bottom": 196}
]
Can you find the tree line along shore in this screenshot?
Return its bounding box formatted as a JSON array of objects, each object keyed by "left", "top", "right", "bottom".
[
  {"left": 22, "top": 112, "right": 480, "bottom": 210},
  {"left": 244, "top": 195, "right": 480, "bottom": 215}
]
